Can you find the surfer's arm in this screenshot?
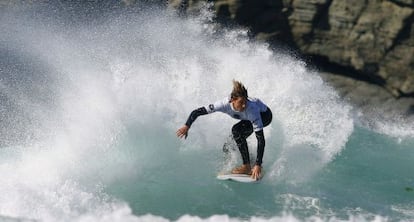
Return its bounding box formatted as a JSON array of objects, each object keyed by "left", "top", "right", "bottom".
[
  {"left": 250, "top": 130, "right": 265, "bottom": 180},
  {"left": 177, "top": 107, "right": 208, "bottom": 139},
  {"left": 185, "top": 107, "right": 208, "bottom": 127},
  {"left": 254, "top": 130, "right": 265, "bottom": 166}
]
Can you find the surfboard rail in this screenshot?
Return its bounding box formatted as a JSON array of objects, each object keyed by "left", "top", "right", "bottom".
[{"left": 216, "top": 173, "right": 261, "bottom": 183}]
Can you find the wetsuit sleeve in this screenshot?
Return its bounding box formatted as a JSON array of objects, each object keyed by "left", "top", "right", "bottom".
[
  {"left": 255, "top": 130, "right": 265, "bottom": 166},
  {"left": 185, "top": 107, "right": 208, "bottom": 127}
]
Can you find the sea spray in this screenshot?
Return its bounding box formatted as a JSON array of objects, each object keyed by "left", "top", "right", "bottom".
[{"left": 1, "top": 1, "right": 412, "bottom": 221}]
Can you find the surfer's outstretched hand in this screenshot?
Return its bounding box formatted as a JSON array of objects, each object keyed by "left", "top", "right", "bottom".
[
  {"left": 251, "top": 165, "right": 261, "bottom": 180},
  {"left": 176, "top": 125, "right": 189, "bottom": 139}
]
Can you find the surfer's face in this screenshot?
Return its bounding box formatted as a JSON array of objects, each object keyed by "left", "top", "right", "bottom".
[{"left": 231, "top": 97, "right": 246, "bottom": 112}]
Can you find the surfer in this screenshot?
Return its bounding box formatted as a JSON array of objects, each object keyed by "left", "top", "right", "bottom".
[{"left": 176, "top": 80, "right": 272, "bottom": 180}]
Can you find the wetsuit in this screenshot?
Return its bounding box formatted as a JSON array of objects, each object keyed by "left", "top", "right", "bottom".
[{"left": 185, "top": 97, "right": 272, "bottom": 166}]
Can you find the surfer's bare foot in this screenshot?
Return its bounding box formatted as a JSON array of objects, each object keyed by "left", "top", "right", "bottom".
[{"left": 231, "top": 164, "right": 251, "bottom": 174}]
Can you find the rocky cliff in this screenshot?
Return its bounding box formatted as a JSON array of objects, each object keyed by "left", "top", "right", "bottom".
[{"left": 169, "top": 0, "right": 414, "bottom": 98}]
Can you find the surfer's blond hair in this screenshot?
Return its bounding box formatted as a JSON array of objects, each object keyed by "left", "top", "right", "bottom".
[{"left": 231, "top": 80, "right": 248, "bottom": 99}]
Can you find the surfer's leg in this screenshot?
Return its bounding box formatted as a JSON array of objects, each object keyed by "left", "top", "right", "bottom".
[{"left": 232, "top": 120, "right": 253, "bottom": 164}]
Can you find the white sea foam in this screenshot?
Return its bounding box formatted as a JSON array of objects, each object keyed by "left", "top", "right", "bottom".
[
  {"left": 370, "top": 116, "right": 414, "bottom": 140},
  {"left": 352, "top": 105, "right": 414, "bottom": 141},
  {"left": 75, "top": 211, "right": 389, "bottom": 222}
]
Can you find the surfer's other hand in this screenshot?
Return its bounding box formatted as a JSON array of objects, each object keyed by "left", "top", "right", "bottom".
[
  {"left": 176, "top": 125, "right": 189, "bottom": 139},
  {"left": 251, "top": 165, "right": 261, "bottom": 180}
]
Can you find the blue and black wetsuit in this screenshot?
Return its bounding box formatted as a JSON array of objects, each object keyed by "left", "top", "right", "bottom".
[{"left": 185, "top": 97, "right": 272, "bottom": 166}]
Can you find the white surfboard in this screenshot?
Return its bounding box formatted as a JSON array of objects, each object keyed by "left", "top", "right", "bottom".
[{"left": 216, "top": 173, "right": 261, "bottom": 183}]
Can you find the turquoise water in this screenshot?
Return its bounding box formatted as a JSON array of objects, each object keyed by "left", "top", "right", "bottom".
[
  {"left": 0, "top": 2, "right": 413, "bottom": 221},
  {"left": 104, "top": 125, "right": 414, "bottom": 221}
]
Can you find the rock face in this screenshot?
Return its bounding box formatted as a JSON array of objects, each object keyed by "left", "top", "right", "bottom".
[{"left": 169, "top": 0, "right": 414, "bottom": 98}]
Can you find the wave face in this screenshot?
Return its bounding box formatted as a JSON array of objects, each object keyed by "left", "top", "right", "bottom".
[{"left": 1, "top": 2, "right": 413, "bottom": 221}]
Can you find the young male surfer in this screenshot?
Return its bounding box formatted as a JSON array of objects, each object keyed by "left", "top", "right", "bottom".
[{"left": 176, "top": 80, "right": 272, "bottom": 180}]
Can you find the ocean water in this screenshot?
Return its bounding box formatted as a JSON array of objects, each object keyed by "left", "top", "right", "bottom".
[{"left": 1, "top": 2, "right": 413, "bottom": 222}]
